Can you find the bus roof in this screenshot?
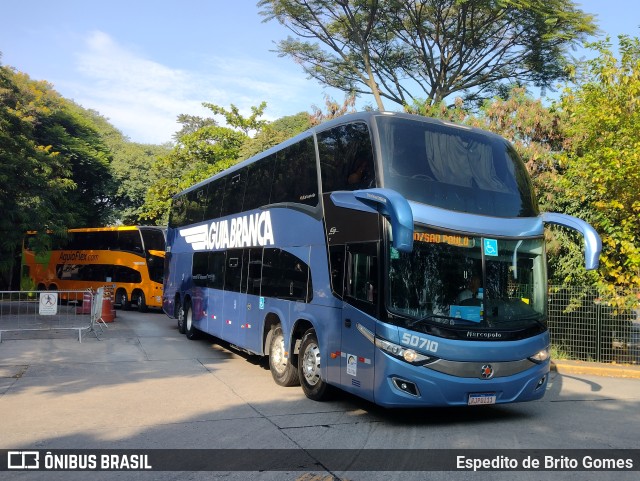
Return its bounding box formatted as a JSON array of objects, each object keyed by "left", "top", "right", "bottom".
[
  {"left": 174, "top": 111, "right": 509, "bottom": 199},
  {"left": 26, "top": 226, "right": 166, "bottom": 235}
]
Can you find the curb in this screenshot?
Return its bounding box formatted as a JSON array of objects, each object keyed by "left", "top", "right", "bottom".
[{"left": 551, "top": 360, "right": 640, "bottom": 379}]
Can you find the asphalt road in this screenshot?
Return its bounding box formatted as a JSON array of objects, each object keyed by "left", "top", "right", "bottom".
[{"left": 1, "top": 309, "right": 639, "bottom": 481}]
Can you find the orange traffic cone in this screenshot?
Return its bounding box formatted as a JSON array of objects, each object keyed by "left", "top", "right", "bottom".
[
  {"left": 101, "top": 294, "right": 116, "bottom": 322},
  {"left": 76, "top": 291, "right": 93, "bottom": 314}
]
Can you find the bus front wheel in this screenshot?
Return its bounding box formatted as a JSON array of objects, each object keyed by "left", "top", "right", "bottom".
[
  {"left": 185, "top": 302, "right": 200, "bottom": 340},
  {"left": 268, "top": 325, "right": 300, "bottom": 387},
  {"left": 299, "top": 328, "right": 331, "bottom": 401},
  {"left": 136, "top": 292, "right": 148, "bottom": 312}
]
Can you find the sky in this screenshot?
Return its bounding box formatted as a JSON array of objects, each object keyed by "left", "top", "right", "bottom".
[{"left": 1, "top": 0, "right": 639, "bottom": 145}]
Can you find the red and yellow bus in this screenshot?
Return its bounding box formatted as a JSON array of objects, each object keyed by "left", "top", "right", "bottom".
[{"left": 21, "top": 226, "right": 166, "bottom": 311}]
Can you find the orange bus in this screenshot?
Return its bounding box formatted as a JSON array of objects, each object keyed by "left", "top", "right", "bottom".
[{"left": 21, "top": 226, "right": 166, "bottom": 311}]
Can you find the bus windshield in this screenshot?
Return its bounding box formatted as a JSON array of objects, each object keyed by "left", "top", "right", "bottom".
[
  {"left": 387, "top": 226, "right": 547, "bottom": 334},
  {"left": 377, "top": 116, "right": 538, "bottom": 217}
]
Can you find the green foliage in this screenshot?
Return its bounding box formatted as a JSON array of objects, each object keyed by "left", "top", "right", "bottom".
[
  {"left": 555, "top": 36, "right": 640, "bottom": 289},
  {"left": 109, "top": 141, "right": 171, "bottom": 224},
  {"left": 0, "top": 66, "right": 74, "bottom": 276},
  {"left": 260, "top": 0, "right": 389, "bottom": 109},
  {"left": 0, "top": 65, "right": 124, "bottom": 286},
  {"left": 0, "top": 62, "right": 174, "bottom": 286},
  {"left": 5, "top": 68, "right": 117, "bottom": 227},
  {"left": 141, "top": 103, "right": 269, "bottom": 225},
  {"left": 239, "top": 112, "right": 313, "bottom": 160},
  {"left": 202, "top": 102, "right": 269, "bottom": 135},
  {"left": 309, "top": 94, "right": 358, "bottom": 125},
  {"left": 77, "top": 108, "right": 171, "bottom": 225},
  {"left": 259, "top": 0, "right": 596, "bottom": 108}
]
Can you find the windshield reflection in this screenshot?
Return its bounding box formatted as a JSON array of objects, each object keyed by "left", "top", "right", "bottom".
[{"left": 388, "top": 227, "right": 547, "bottom": 333}]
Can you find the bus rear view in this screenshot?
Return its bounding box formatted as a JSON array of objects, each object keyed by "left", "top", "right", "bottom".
[{"left": 164, "top": 112, "right": 600, "bottom": 408}]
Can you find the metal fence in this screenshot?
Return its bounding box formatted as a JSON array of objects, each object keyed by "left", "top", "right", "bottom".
[
  {"left": 0, "top": 289, "right": 106, "bottom": 342},
  {"left": 548, "top": 285, "right": 640, "bottom": 365},
  {"left": 2, "top": 285, "right": 639, "bottom": 364}
]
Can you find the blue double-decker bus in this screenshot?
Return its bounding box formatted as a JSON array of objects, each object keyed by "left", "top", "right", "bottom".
[{"left": 163, "top": 111, "right": 600, "bottom": 407}]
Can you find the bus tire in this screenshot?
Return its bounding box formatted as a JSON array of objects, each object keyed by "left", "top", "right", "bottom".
[
  {"left": 268, "top": 325, "right": 300, "bottom": 387},
  {"left": 176, "top": 300, "right": 186, "bottom": 334},
  {"left": 299, "top": 328, "right": 331, "bottom": 401},
  {"left": 136, "top": 292, "right": 148, "bottom": 312},
  {"left": 117, "top": 289, "right": 130, "bottom": 310},
  {"left": 185, "top": 302, "right": 200, "bottom": 340}
]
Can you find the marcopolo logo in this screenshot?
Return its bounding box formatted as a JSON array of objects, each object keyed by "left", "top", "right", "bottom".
[{"left": 180, "top": 211, "right": 275, "bottom": 251}]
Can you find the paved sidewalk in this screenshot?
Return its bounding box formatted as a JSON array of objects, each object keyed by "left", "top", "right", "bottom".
[
  {"left": 552, "top": 359, "right": 640, "bottom": 379},
  {"left": 1, "top": 310, "right": 639, "bottom": 481}
]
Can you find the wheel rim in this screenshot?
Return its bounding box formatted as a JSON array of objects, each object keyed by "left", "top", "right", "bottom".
[
  {"left": 120, "top": 293, "right": 127, "bottom": 305},
  {"left": 271, "top": 332, "right": 288, "bottom": 375},
  {"left": 186, "top": 308, "right": 192, "bottom": 331},
  {"left": 302, "top": 342, "right": 321, "bottom": 386}
]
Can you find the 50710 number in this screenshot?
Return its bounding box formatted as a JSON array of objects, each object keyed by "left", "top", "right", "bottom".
[{"left": 401, "top": 333, "right": 439, "bottom": 353}]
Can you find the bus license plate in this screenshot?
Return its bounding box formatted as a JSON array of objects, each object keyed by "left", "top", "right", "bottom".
[{"left": 468, "top": 393, "right": 496, "bottom": 405}]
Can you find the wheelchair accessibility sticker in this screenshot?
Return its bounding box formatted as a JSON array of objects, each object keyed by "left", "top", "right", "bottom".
[{"left": 483, "top": 238, "right": 498, "bottom": 257}]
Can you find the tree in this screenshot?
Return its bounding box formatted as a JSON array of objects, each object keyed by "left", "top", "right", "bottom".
[
  {"left": 141, "top": 103, "right": 268, "bottom": 225},
  {"left": 0, "top": 65, "right": 75, "bottom": 286},
  {"left": 35, "top": 101, "right": 115, "bottom": 225},
  {"left": 259, "top": 0, "right": 596, "bottom": 109},
  {"left": 239, "top": 111, "right": 313, "bottom": 159},
  {"left": 309, "top": 93, "right": 357, "bottom": 125},
  {"left": 553, "top": 36, "right": 640, "bottom": 290},
  {"left": 6, "top": 69, "right": 117, "bottom": 227},
  {"left": 80, "top": 108, "right": 172, "bottom": 225}
]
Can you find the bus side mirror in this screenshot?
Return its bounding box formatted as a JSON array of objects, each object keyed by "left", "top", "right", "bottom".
[
  {"left": 330, "top": 188, "right": 414, "bottom": 252},
  {"left": 541, "top": 212, "right": 602, "bottom": 270}
]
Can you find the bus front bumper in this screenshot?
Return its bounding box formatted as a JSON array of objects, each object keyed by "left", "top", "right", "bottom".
[{"left": 372, "top": 350, "right": 550, "bottom": 408}]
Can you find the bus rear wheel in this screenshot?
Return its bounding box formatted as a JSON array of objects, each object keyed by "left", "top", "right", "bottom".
[
  {"left": 176, "top": 300, "right": 186, "bottom": 334},
  {"left": 135, "top": 292, "right": 147, "bottom": 312},
  {"left": 116, "top": 289, "right": 130, "bottom": 310},
  {"left": 268, "top": 325, "right": 300, "bottom": 387},
  {"left": 299, "top": 328, "right": 331, "bottom": 401}
]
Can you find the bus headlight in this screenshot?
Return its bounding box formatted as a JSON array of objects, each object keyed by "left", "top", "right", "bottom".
[
  {"left": 375, "top": 337, "right": 432, "bottom": 365},
  {"left": 528, "top": 348, "right": 550, "bottom": 364}
]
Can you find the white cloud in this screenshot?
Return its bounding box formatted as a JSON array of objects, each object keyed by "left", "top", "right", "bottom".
[{"left": 65, "top": 31, "right": 331, "bottom": 144}]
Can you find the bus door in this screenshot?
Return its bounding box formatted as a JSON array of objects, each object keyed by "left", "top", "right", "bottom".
[
  {"left": 239, "top": 248, "right": 264, "bottom": 353},
  {"left": 205, "top": 251, "right": 226, "bottom": 337},
  {"left": 340, "top": 242, "right": 378, "bottom": 401},
  {"left": 222, "top": 249, "right": 246, "bottom": 346}
]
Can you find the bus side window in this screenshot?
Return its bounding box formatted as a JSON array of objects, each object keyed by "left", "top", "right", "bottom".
[
  {"left": 345, "top": 243, "right": 378, "bottom": 314},
  {"left": 272, "top": 137, "right": 318, "bottom": 207},
  {"left": 246, "top": 248, "right": 263, "bottom": 296},
  {"left": 221, "top": 170, "right": 247, "bottom": 218},
  {"left": 329, "top": 245, "right": 345, "bottom": 299},
  {"left": 318, "top": 122, "right": 375, "bottom": 193},
  {"left": 204, "top": 178, "right": 225, "bottom": 221},
  {"left": 208, "top": 251, "right": 226, "bottom": 290},
  {"left": 244, "top": 157, "right": 275, "bottom": 211},
  {"left": 224, "top": 249, "right": 244, "bottom": 292}
]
